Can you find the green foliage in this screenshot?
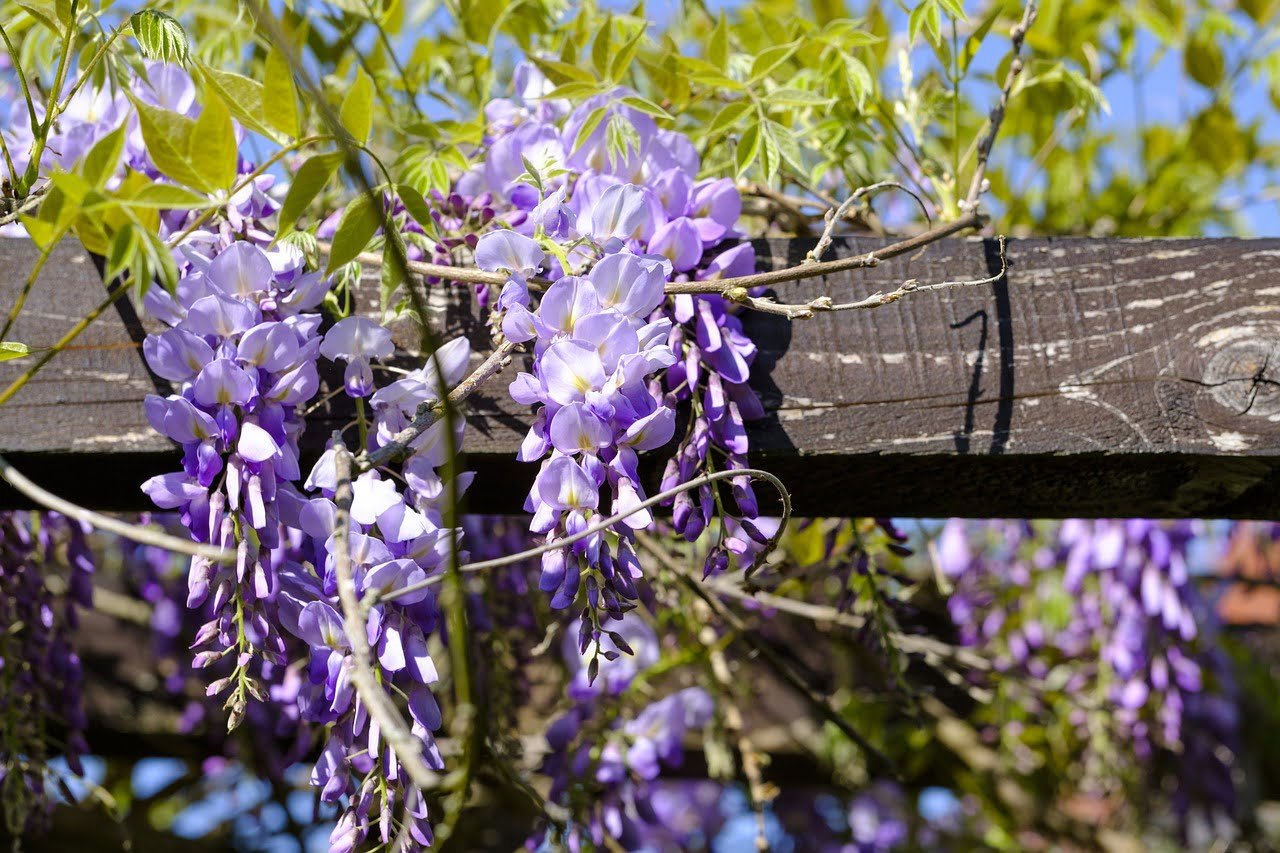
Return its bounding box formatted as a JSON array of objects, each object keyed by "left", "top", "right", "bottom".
[{"left": 128, "top": 10, "right": 189, "bottom": 65}]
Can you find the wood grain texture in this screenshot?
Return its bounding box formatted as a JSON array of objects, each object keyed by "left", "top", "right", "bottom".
[{"left": 2, "top": 235, "right": 1280, "bottom": 517}]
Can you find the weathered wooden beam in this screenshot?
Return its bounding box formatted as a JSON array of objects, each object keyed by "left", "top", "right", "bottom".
[{"left": 2, "top": 235, "right": 1280, "bottom": 517}]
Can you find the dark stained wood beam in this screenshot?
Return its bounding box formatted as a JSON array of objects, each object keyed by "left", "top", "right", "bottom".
[{"left": 2, "top": 235, "right": 1280, "bottom": 518}]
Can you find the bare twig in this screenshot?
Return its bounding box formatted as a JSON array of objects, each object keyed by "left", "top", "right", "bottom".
[
  {"left": 805, "top": 181, "right": 929, "bottom": 264},
  {"left": 0, "top": 453, "right": 236, "bottom": 563},
  {"left": 356, "top": 339, "right": 517, "bottom": 472},
  {"left": 963, "top": 2, "right": 1037, "bottom": 211},
  {"left": 371, "top": 468, "right": 793, "bottom": 606},
  {"left": 665, "top": 209, "right": 983, "bottom": 295},
  {"left": 727, "top": 235, "right": 1008, "bottom": 320},
  {"left": 330, "top": 439, "right": 442, "bottom": 790}
]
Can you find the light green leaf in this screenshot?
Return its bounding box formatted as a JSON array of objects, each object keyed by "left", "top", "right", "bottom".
[
  {"left": 0, "top": 342, "right": 31, "bottom": 362},
  {"left": 735, "top": 121, "right": 761, "bottom": 178},
  {"left": 618, "top": 95, "right": 672, "bottom": 121},
  {"left": 572, "top": 105, "right": 609, "bottom": 153},
  {"left": 81, "top": 122, "right": 126, "bottom": 189},
  {"left": 768, "top": 88, "right": 832, "bottom": 107},
  {"left": 190, "top": 91, "right": 237, "bottom": 191},
  {"left": 845, "top": 55, "right": 874, "bottom": 108},
  {"left": 17, "top": 2, "right": 62, "bottom": 34},
  {"left": 709, "top": 13, "right": 729, "bottom": 71},
  {"left": 198, "top": 66, "right": 282, "bottom": 142},
  {"left": 961, "top": 5, "right": 1000, "bottom": 72},
  {"left": 129, "top": 10, "right": 189, "bottom": 65},
  {"left": 127, "top": 95, "right": 207, "bottom": 191},
  {"left": 325, "top": 193, "right": 383, "bottom": 274},
  {"left": 530, "top": 56, "right": 596, "bottom": 85},
  {"left": 1185, "top": 33, "right": 1225, "bottom": 89},
  {"left": 121, "top": 182, "right": 212, "bottom": 210},
  {"left": 263, "top": 47, "right": 300, "bottom": 138},
  {"left": 277, "top": 151, "right": 344, "bottom": 239},
  {"left": 708, "top": 101, "right": 753, "bottom": 137},
  {"left": 749, "top": 41, "right": 802, "bottom": 83},
  {"left": 340, "top": 69, "right": 374, "bottom": 145},
  {"left": 591, "top": 14, "right": 614, "bottom": 77}
]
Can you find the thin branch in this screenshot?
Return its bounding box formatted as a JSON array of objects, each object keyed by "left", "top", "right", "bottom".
[
  {"left": 637, "top": 535, "right": 897, "bottom": 777},
  {"left": 665, "top": 210, "right": 984, "bottom": 295},
  {"left": 695, "top": 592, "right": 773, "bottom": 852},
  {"left": 805, "top": 181, "right": 929, "bottom": 264},
  {"left": 331, "top": 439, "right": 442, "bottom": 790},
  {"left": 371, "top": 467, "right": 793, "bottom": 606},
  {"left": 703, "top": 576, "right": 991, "bottom": 673},
  {"left": 0, "top": 453, "right": 236, "bottom": 563},
  {"left": 356, "top": 339, "right": 517, "bottom": 472},
  {"left": 962, "top": 1, "right": 1037, "bottom": 211},
  {"left": 727, "top": 236, "right": 1008, "bottom": 320}
]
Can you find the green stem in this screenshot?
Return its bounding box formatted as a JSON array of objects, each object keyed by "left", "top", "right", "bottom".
[
  {"left": 0, "top": 276, "right": 131, "bottom": 408},
  {"left": 0, "top": 227, "right": 67, "bottom": 341}
]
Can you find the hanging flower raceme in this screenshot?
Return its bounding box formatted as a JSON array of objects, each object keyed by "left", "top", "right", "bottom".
[
  {"left": 0, "top": 512, "right": 93, "bottom": 837},
  {"left": 937, "top": 518, "right": 1240, "bottom": 833},
  {"left": 140, "top": 237, "right": 326, "bottom": 723},
  {"left": 464, "top": 76, "right": 768, "bottom": 584}
]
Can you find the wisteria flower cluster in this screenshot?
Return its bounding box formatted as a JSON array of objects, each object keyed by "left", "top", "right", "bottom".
[{"left": 937, "top": 518, "right": 1240, "bottom": 836}]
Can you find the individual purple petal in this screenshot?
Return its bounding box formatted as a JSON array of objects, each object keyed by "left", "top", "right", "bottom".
[
  {"left": 320, "top": 316, "right": 394, "bottom": 363},
  {"left": 141, "top": 472, "right": 206, "bottom": 508},
  {"left": 238, "top": 322, "right": 301, "bottom": 371},
  {"left": 206, "top": 241, "right": 276, "bottom": 299},
  {"left": 550, "top": 403, "right": 613, "bottom": 454},
  {"left": 474, "top": 229, "right": 545, "bottom": 277},
  {"left": 585, "top": 183, "right": 656, "bottom": 244},
  {"left": 297, "top": 600, "right": 349, "bottom": 650},
  {"left": 143, "top": 328, "right": 215, "bottom": 381},
  {"left": 536, "top": 455, "right": 599, "bottom": 511},
  {"left": 238, "top": 421, "right": 280, "bottom": 463},
  {"left": 648, "top": 216, "right": 703, "bottom": 273},
  {"left": 184, "top": 293, "right": 257, "bottom": 338},
  {"left": 193, "top": 358, "right": 257, "bottom": 407},
  {"left": 538, "top": 276, "right": 600, "bottom": 335},
  {"left": 540, "top": 340, "right": 606, "bottom": 405},
  {"left": 351, "top": 473, "right": 402, "bottom": 526}
]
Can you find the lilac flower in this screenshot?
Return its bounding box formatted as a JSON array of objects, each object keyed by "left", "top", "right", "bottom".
[{"left": 319, "top": 316, "right": 394, "bottom": 397}]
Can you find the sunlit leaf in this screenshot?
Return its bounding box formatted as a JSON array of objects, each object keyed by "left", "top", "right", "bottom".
[
  {"left": 277, "top": 151, "right": 344, "bottom": 240},
  {"left": 0, "top": 342, "right": 31, "bottom": 362},
  {"left": 129, "top": 10, "right": 189, "bottom": 65},
  {"left": 324, "top": 192, "right": 383, "bottom": 274},
  {"left": 340, "top": 69, "right": 374, "bottom": 145}
]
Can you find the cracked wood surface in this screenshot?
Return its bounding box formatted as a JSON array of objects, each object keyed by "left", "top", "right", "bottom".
[{"left": 2, "top": 235, "right": 1280, "bottom": 517}]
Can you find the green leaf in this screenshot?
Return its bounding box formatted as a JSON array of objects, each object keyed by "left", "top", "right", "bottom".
[
  {"left": 845, "top": 55, "right": 874, "bottom": 108},
  {"left": 105, "top": 222, "right": 139, "bottom": 283},
  {"left": 759, "top": 124, "right": 780, "bottom": 182},
  {"left": 530, "top": 56, "right": 596, "bottom": 85},
  {"left": 767, "top": 88, "right": 832, "bottom": 107},
  {"left": 198, "top": 66, "right": 281, "bottom": 142},
  {"left": 572, "top": 105, "right": 609, "bottom": 153},
  {"left": 340, "top": 69, "right": 374, "bottom": 145},
  {"left": 766, "top": 119, "right": 804, "bottom": 174},
  {"left": 591, "top": 14, "right": 614, "bottom": 77},
  {"left": 749, "top": 41, "right": 801, "bottom": 83},
  {"left": 908, "top": 0, "right": 942, "bottom": 45},
  {"left": 618, "top": 95, "right": 672, "bottom": 121},
  {"left": 277, "top": 151, "right": 344, "bottom": 239},
  {"left": 80, "top": 122, "right": 126, "bottom": 189},
  {"left": 1184, "top": 33, "right": 1225, "bottom": 89},
  {"left": 936, "top": 0, "right": 966, "bottom": 20},
  {"left": 138, "top": 225, "right": 179, "bottom": 294},
  {"left": 0, "top": 342, "right": 31, "bottom": 362},
  {"left": 263, "top": 47, "right": 300, "bottom": 138},
  {"left": 708, "top": 101, "right": 753, "bottom": 137},
  {"left": 709, "top": 14, "right": 729, "bottom": 71},
  {"left": 324, "top": 193, "right": 383, "bottom": 274},
  {"left": 190, "top": 91, "right": 237, "bottom": 191},
  {"left": 961, "top": 5, "right": 1000, "bottom": 73},
  {"left": 127, "top": 95, "right": 207, "bottom": 191},
  {"left": 119, "top": 182, "right": 211, "bottom": 210},
  {"left": 396, "top": 183, "right": 437, "bottom": 232},
  {"left": 735, "top": 121, "right": 761, "bottom": 178},
  {"left": 380, "top": 228, "right": 408, "bottom": 321},
  {"left": 17, "top": 2, "right": 62, "bottom": 34},
  {"left": 129, "top": 10, "right": 189, "bottom": 65}
]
